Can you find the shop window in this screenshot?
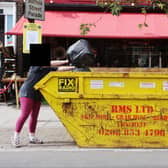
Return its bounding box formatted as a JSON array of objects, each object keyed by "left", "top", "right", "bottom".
[
  {"left": 131, "top": 46, "right": 150, "bottom": 67},
  {"left": 132, "top": 46, "right": 163, "bottom": 68},
  {"left": 102, "top": 40, "right": 168, "bottom": 68},
  {"left": 0, "top": 9, "right": 3, "bottom": 14},
  {"left": 6, "top": 15, "right": 13, "bottom": 46}
]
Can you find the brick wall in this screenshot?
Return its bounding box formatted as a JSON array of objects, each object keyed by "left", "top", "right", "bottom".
[
  {"left": 0, "top": 0, "right": 24, "bottom": 21},
  {"left": 15, "top": 1, "right": 24, "bottom": 76}
]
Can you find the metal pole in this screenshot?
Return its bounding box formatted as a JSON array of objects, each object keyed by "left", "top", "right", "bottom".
[
  {"left": 159, "top": 52, "right": 162, "bottom": 68},
  {"left": 149, "top": 51, "right": 151, "bottom": 68}
]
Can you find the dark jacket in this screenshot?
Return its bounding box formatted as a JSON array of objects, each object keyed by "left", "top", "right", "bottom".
[{"left": 19, "top": 66, "right": 57, "bottom": 101}]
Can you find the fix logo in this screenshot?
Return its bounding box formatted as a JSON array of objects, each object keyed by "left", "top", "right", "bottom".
[{"left": 58, "top": 78, "right": 76, "bottom": 92}]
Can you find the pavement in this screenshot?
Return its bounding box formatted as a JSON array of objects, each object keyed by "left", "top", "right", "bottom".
[
  {"left": 1, "top": 101, "right": 168, "bottom": 151},
  {"left": 2, "top": 103, "right": 168, "bottom": 168},
  {"left": 0, "top": 102, "right": 75, "bottom": 151}
]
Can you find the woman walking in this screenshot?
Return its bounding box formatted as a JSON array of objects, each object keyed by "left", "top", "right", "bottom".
[{"left": 11, "top": 60, "right": 74, "bottom": 147}]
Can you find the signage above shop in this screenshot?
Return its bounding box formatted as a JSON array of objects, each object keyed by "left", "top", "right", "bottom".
[{"left": 25, "top": 0, "right": 45, "bottom": 21}]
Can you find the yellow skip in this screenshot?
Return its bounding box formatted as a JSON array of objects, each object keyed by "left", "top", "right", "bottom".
[{"left": 34, "top": 68, "right": 168, "bottom": 148}]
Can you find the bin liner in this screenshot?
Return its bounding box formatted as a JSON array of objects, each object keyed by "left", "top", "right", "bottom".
[{"left": 66, "top": 39, "right": 95, "bottom": 70}]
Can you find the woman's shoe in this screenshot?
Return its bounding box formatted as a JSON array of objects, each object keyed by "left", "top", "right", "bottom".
[
  {"left": 29, "top": 137, "right": 43, "bottom": 144},
  {"left": 11, "top": 136, "right": 21, "bottom": 148}
]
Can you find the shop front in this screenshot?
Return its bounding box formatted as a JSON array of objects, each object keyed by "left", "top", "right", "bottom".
[
  {"left": 7, "top": 10, "right": 168, "bottom": 73},
  {"left": 6, "top": 0, "right": 168, "bottom": 75}
]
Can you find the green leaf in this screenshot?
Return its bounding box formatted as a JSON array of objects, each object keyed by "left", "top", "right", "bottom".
[
  {"left": 96, "top": 0, "right": 99, "bottom": 6},
  {"left": 158, "top": 3, "right": 165, "bottom": 10},
  {"left": 138, "top": 24, "right": 143, "bottom": 29},
  {"left": 141, "top": 8, "right": 147, "bottom": 14},
  {"left": 110, "top": 3, "right": 122, "bottom": 16},
  {"left": 144, "top": 22, "right": 148, "bottom": 27},
  {"left": 80, "top": 23, "right": 96, "bottom": 35},
  {"left": 165, "top": 9, "right": 168, "bottom": 15}
]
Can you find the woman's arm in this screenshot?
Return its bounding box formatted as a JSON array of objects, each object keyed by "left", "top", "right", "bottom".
[
  {"left": 57, "top": 66, "right": 75, "bottom": 71},
  {"left": 41, "top": 60, "right": 74, "bottom": 71},
  {"left": 50, "top": 60, "right": 69, "bottom": 66}
]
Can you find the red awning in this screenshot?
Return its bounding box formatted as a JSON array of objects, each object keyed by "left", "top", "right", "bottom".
[
  {"left": 44, "top": 0, "right": 151, "bottom": 5},
  {"left": 6, "top": 11, "right": 168, "bottom": 39}
]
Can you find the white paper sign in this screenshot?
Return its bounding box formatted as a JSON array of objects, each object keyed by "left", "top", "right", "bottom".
[
  {"left": 26, "top": 31, "right": 39, "bottom": 50},
  {"left": 23, "top": 23, "right": 42, "bottom": 53},
  {"left": 140, "top": 82, "right": 156, "bottom": 88},
  {"left": 90, "top": 80, "right": 104, "bottom": 89},
  {"left": 163, "top": 81, "right": 168, "bottom": 91},
  {"left": 109, "top": 82, "right": 124, "bottom": 88}
]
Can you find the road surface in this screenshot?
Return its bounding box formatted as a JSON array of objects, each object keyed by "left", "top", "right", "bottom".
[{"left": 0, "top": 149, "right": 168, "bottom": 168}]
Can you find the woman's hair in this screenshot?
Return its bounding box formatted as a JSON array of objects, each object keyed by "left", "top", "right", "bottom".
[{"left": 51, "top": 46, "right": 67, "bottom": 60}]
